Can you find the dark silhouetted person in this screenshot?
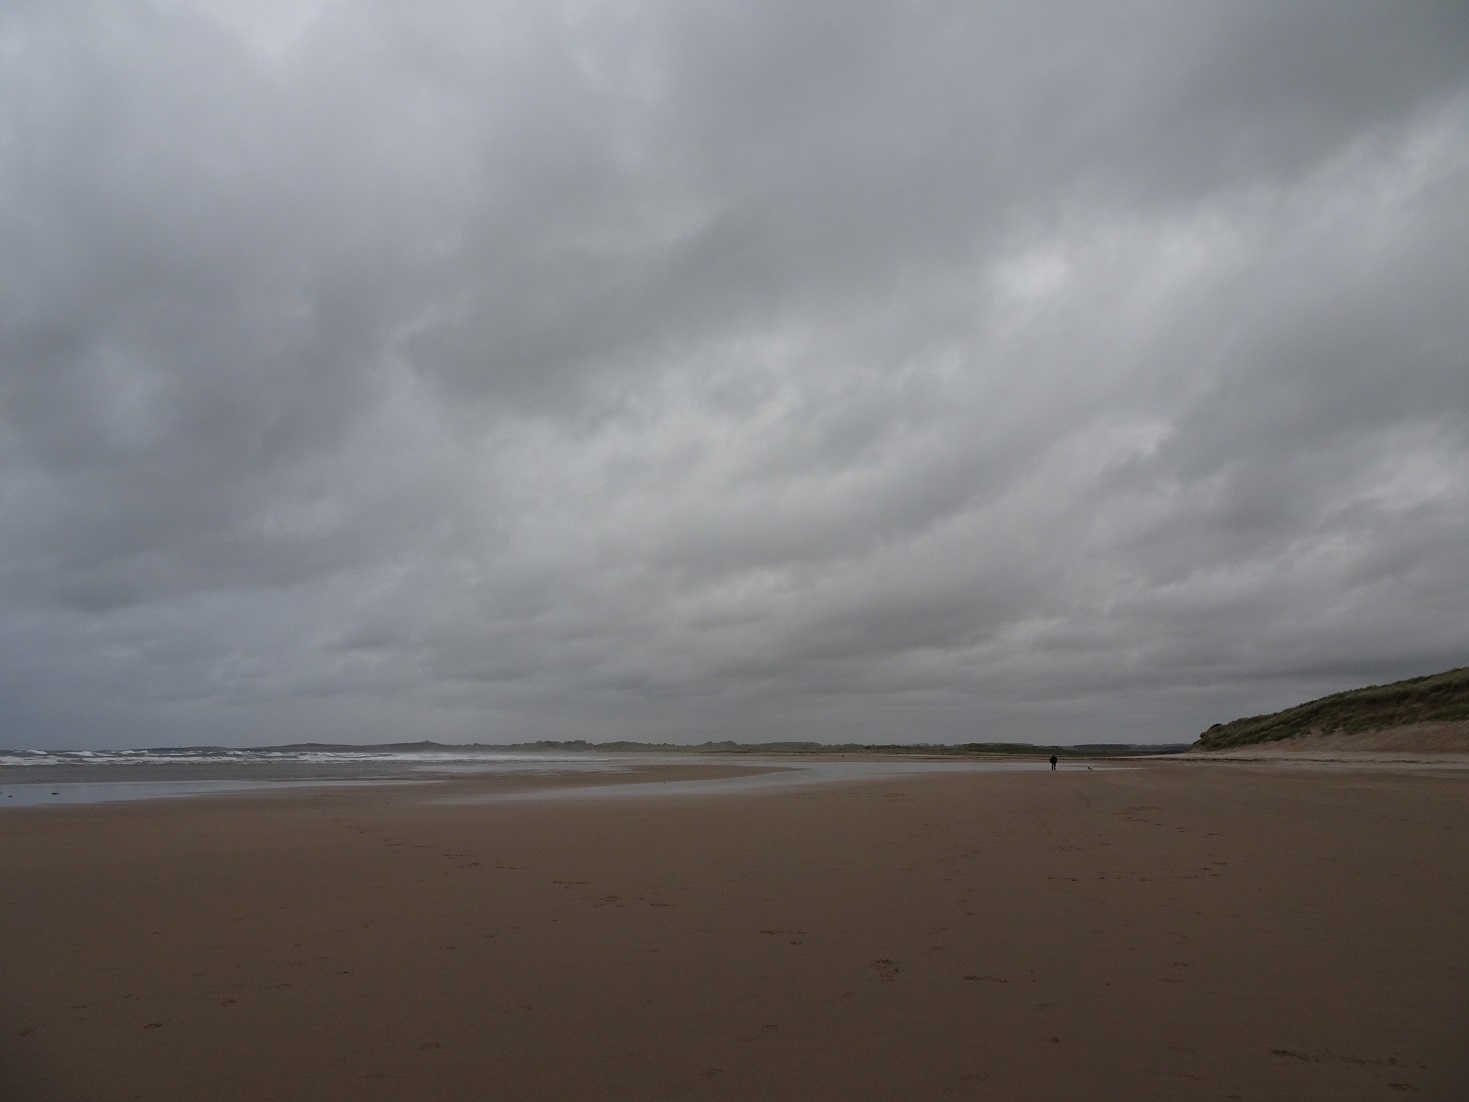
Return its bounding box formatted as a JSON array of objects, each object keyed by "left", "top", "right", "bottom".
[{"left": 1049, "top": 755, "right": 1058, "bottom": 771}]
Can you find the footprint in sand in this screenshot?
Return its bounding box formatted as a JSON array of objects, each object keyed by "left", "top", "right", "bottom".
[
  {"left": 737, "top": 1024, "right": 781, "bottom": 1042},
  {"left": 870, "top": 959, "right": 901, "bottom": 982}
]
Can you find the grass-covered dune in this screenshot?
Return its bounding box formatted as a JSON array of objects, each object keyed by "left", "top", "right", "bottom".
[{"left": 1193, "top": 666, "right": 1469, "bottom": 751}]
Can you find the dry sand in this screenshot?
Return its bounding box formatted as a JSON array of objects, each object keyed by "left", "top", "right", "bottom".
[{"left": 2, "top": 759, "right": 1466, "bottom": 1100}]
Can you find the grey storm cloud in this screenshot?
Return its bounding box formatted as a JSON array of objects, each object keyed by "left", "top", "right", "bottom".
[{"left": 2, "top": 1, "right": 1467, "bottom": 747}]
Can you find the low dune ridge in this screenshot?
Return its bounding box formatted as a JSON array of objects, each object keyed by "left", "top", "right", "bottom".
[
  {"left": 1194, "top": 666, "right": 1469, "bottom": 752},
  {"left": 1205, "top": 721, "right": 1469, "bottom": 756}
]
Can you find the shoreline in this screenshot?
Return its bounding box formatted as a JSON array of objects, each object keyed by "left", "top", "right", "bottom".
[
  {"left": 0, "top": 754, "right": 1076, "bottom": 811},
  {"left": 0, "top": 760, "right": 789, "bottom": 811}
]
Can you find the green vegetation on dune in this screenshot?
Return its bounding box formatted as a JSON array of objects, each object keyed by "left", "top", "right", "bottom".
[{"left": 1193, "top": 666, "right": 1469, "bottom": 751}]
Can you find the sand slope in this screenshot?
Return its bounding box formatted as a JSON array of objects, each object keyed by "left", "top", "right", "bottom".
[{"left": 1214, "top": 720, "right": 1469, "bottom": 754}]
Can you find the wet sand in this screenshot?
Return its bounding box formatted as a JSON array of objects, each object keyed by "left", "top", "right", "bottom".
[{"left": 2, "top": 760, "right": 1466, "bottom": 1099}]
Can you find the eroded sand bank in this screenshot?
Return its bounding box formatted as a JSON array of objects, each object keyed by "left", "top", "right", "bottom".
[{"left": 2, "top": 761, "right": 1465, "bottom": 1099}]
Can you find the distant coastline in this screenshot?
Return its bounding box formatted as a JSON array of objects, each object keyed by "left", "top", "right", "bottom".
[
  {"left": 3, "top": 739, "right": 1191, "bottom": 764},
  {"left": 199, "top": 739, "right": 1190, "bottom": 757}
]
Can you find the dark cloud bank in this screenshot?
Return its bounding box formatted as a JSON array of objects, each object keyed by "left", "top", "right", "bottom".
[{"left": 3, "top": 2, "right": 1467, "bottom": 748}]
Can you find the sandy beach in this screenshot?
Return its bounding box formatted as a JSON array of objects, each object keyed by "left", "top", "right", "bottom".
[{"left": 3, "top": 759, "right": 1466, "bottom": 1100}]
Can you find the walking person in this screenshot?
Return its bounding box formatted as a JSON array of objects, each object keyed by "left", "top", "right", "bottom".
[{"left": 1049, "top": 754, "right": 1058, "bottom": 771}]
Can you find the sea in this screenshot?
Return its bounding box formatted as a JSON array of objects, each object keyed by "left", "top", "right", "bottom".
[
  {"left": 0, "top": 745, "right": 1061, "bottom": 808},
  {"left": 0, "top": 746, "right": 631, "bottom": 808}
]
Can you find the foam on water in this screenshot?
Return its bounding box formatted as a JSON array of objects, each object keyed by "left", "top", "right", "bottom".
[
  {"left": 0, "top": 747, "right": 615, "bottom": 768},
  {"left": 0, "top": 779, "right": 423, "bottom": 808},
  {"left": 0, "top": 746, "right": 630, "bottom": 807}
]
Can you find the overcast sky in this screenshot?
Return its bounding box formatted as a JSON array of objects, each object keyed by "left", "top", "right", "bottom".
[{"left": 2, "top": 2, "right": 1467, "bottom": 749}]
